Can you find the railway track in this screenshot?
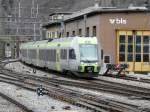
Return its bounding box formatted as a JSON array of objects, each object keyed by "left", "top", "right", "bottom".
[
  {"left": 0, "top": 72, "right": 144, "bottom": 112},
  {"left": 119, "top": 75, "right": 150, "bottom": 84},
  {"left": 0, "top": 91, "right": 33, "bottom": 112},
  {"left": 1, "top": 61, "right": 150, "bottom": 112},
  {"left": 103, "top": 74, "right": 150, "bottom": 84},
  {"left": 2, "top": 67, "right": 150, "bottom": 100}
]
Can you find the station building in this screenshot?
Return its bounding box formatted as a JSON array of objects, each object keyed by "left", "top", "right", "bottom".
[
  {"left": 0, "top": 37, "right": 26, "bottom": 59},
  {"left": 43, "top": 5, "right": 150, "bottom": 72}
]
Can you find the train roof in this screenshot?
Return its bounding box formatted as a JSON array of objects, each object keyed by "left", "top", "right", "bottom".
[{"left": 20, "top": 36, "right": 98, "bottom": 49}]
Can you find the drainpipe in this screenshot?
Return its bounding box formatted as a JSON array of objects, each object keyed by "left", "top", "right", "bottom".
[
  {"left": 84, "top": 14, "right": 87, "bottom": 37},
  {"left": 133, "top": 30, "right": 136, "bottom": 72}
]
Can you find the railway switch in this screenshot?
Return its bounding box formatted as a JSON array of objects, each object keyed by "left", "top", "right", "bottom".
[{"left": 36, "top": 85, "right": 46, "bottom": 96}]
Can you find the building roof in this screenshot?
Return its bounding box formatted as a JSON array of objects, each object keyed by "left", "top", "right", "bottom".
[
  {"left": 64, "top": 6, "right": 149, "bottom": 21},
  {"left": 43, "top": 5, "right": 149, "bottom": 28},
  {"left": 49, "top": 12, "right": 73, "bottom": 16},
  {"left": 43, "top": 21, "right": 61, "bottom": 28}
]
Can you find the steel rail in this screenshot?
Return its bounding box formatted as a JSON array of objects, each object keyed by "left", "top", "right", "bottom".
[
  {"left": 2, "top": 66, "right": 150, "bottom": 100},
  {"left": 0, "top": 61, "right": 150, "bottom": 112},
  {"left": 0, "top": 92, "right": 33, "bottom": 112}
]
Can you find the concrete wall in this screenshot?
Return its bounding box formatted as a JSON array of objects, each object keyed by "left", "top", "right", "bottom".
[{"left": 65, "top": 15, "right": 100, "bottom": 37}]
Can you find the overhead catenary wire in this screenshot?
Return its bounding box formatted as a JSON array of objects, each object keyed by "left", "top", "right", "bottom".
[{"left": 0, "top": 0, "right": 48, "bottom": 40}]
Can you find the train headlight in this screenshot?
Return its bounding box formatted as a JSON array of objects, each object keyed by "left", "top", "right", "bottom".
[
  {"left": 81, "top": 62, "right": 84, "bottom": 64},
  {"left": 95, "top": 62, "right": 98, "bottom": 65}
]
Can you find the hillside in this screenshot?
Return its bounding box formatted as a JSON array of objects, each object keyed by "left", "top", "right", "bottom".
[{"left": 0, "top": 0, "right": 150, "bottom": 40}]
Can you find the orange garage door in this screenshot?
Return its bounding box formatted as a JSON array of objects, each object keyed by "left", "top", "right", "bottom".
[{"left": 117, "top": 30, "right": 150, "bottom": 72}]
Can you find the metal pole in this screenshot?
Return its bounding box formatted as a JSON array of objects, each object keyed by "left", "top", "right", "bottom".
[
  {"left": 84, "top": 15, "right": 87, "bottom": 36},
  {"left": 34, "top": 23, "right": 36, "bottom": 41},
  {"left": 36, "top": 4, "right": 39, "bottom": 18},
  {"left": 40, "top": 23, "right": 42, "bottom": 40},
  {"left": 18, "top": 1, "right": 21, "bottom": 18}
]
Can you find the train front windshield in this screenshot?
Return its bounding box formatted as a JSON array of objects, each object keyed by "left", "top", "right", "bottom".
[{"left": 80, "top": 44, "right": 98, "bottom": 62}]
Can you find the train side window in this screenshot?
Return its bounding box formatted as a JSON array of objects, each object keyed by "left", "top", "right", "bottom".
[
  {"left": 61, "top": 49, "right": 67, "bottom": 59},
  {"left": 54, "top": 50, "right": 56, "bottom": 62},
  {"left": 69, "top": 49, "right": 76, "bottom": 59}
]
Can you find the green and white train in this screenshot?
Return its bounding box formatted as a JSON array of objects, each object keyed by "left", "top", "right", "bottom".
[{"left": 20, "top": 36, "right": 101, "bottom": 78}]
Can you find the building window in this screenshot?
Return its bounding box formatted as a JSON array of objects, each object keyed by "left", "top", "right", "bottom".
[
  {"left": 143, "top": 35, "right": 149, "bottom": 62},
  {"left": 127, "top": 54, "right": 133, "bottom": 62},
  {"left": 119, "top": 35, "right": 126, "bottom": 62},
  {"left": 104, "top": 55, "right": 110, "bottom": 63},
  {"left": 58, "top": 32, "right": 61, "bottom": 38},
  {"left": 78, "top": 29, "right": 82, "bottom": 36},
  {"left": 136, "top": 54, "right": 141, "bottom": 62},
  {"left": 143, "top": 36, "right": 149, "bottom": 44},
  {"left": 72, "top": 31, "right": 75, "bottom": 36},
  {"left": 143, "top": 54, "right": 149, "bottom": 62},
  {"left": 55, "top": 32, "right": 58, "bottom": 38},
  {"left": 93, "top": 26, "right": 96, "bottom": 36},
  {"left": 119, "top": 35, "right": 126, "bottom": 43},
  {"left": 67, "top": 32, "right": 69, "bottom": 37},
  {"left": 47, "top": 32, "right": 51, "bottom": 38},
  {"left": 86, "top": 27, "right": 89, "bottom": 37},
  {"left": 101, "top": 49, "right": 103, "bottom": 60},
  {"left": 7, "top": 43, "right": 10, "bottom": 46},
  {"left": 49, "top": 32, "right": 52, "bottom": 38},
  {"left": 52, "top": 32, "right": 55, "bottom": 38},
  {"left": 119, "top": 53, "right": 125, "bottom": 62}
]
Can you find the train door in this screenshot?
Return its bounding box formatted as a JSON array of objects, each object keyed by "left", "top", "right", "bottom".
[
  {"left": 68, "top": 49, "right": 77, "bottom": 70},
  {"left": 56, "top": 48, "right": 61, "bottom": 71}
]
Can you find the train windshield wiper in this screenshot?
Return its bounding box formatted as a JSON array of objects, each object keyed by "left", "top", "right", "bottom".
[{"left": 81, "top": 60, "right": 98, "bottom": 63}]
